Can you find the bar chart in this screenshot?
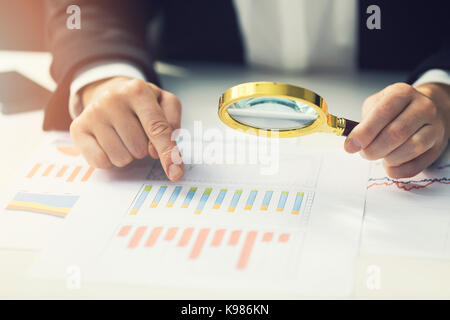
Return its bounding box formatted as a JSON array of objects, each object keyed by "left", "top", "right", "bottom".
[
  {"left": 25, "top": 162, "right": 95, "bottom": 183},
  {"left": 110, "top": 224, "right": 299, "bottom": 272},
  {"left": 127, "top": 184, "right": 314, "bottom": 217},
  {"left": 5, "top": 191, "right": 80, "bottom": 218}
]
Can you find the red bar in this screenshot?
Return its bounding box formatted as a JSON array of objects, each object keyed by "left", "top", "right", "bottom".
[
  {"left": 66, "top": 166, "right": 82, "bottom": 182},
  {"left": 127, "top": 226, "right": 148, "bottom": 248},
  {"left": 164, "top": 227, "right": 179, "bottom": 241},
  {"left": 262, "top": 232, "right": 273, "bottom": 242},
  {"left": 56, "top": 165, "right": 69, "bottom": 177},
  {"left": 118, "top": 225, "right": 132, "bottom": 237},
  {"left": 26, "top": 163, "right": 42, "bottom": 178},
  {"left": 189, "top": 228, "right": 210, "bottom": 259},
  {"left": 177, "top": 227, "right": 194, "bottom": 247},
  {"left": 144, "top": 226, "right": 163, "bottom": 247},
  {"left": 42, "top": 164, "right": 55, "bottom": 177},
  {"left": 228, "top": 230, "right": 242, "bottom": 246},
  {"left": 210, "top": 229, "right": 226, "bottom": 247},
  {"left": 81, "top": 167, "right": 95, "bottom": 182},
  {"left": 237, "top": 231, "right": 257, "bottom": 270},
  {"left": 278, "top": 233, "right": 290, "bottom": 243}
]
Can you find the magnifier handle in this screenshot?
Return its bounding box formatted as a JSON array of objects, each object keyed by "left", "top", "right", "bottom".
[{"left": 342, "top": 118, "right": 359, "bottom": 136}]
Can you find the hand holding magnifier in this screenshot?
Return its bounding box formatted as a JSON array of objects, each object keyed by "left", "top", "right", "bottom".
[{"left": 218, "top": 82, "right": 359, "bottom": 137}]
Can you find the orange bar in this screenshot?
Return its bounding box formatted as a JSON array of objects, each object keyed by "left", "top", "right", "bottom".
[
  {"left": 228, "top": 230, "right": 242, "bottom": 246},
  {"left": 262, "top": 232, "right": 273, "bottom": 242},
  {"left": 26, "top": 163, "right": 42, "bottom": 178},
  {"left": 66, "top": 166, "right": 82, "bottom": 182},
  {"left": 189, "top": 228, "right": 210, "bottom": 259},
  {"left": 56, "top": 165, "right": 69, "bottom": 177},
  {"left": 164, "top": 227, "right": 179, "bottom": 241},
  {"left": 42, "top": 164, "right": 55, "bottom": 177},
  {"left": 127, "top": 226, "right": 148, "bottom": 248},
  {"left": 118, "top": 225, "right": 132, "bottom": 237},
  {"left": 81, "top": 167, "right": 95, "bottom": 182},
  {"left": 211, "top": 229, "right": 226, "bottom": 247},
  {"left": 57, "top": 145, "right": 81, "bottom": 157},
  {"left": 177, "top": 227, "right": 194, "bottom": 247},
  {"left": 144, "top": 226, "right": 163, "bottom": 247},
  {"left": 278, "top": 233, "right": 290, "bottom": 243},
  {"left": 237, "top": 231, "right": 257, "bottom": 270}
]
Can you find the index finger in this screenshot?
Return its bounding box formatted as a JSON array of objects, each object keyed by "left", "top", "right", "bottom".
[
  {"left": 121, "top": 80, "right": 184, "bottom": 181},
  {"left": 346, "top": 83, "right": 414, "bottom": 153}
]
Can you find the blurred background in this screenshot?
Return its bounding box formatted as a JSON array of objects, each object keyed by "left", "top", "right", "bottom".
[{"left": 0, "top": 0, "right": 46, "bottom": 51}]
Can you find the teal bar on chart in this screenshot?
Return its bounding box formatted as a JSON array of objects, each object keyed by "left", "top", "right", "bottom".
[
  {"left": 213, "top": 189, "right": 227, "bottom": 209},
  {"left": 130, "top": 185, "right": 152, "bottom": 215},
  {"left": 150, "top": 186, "right": 167, "bottom": 208},
  {"left": 261, "top": 191, "right": 273, "bottom": 211},
  {"left": 195, "top": 188, "right": 212, "bottom": 214},
  {"left": 292, "top": 192, "right": 304, "bottom": 215},
  {"left": 276, "top": 191, "right": 289, "bottom": 212},
  {"left": 166, "top": 186, "right": 182, "bottom": 208},
  {"left": 245, "top": 190, "right": 258, "bottom": 210},
  {"left": 228, "top": 190, "right": 242, "bottom": 212},
  {"left": 182, "top": 187, "right": 197, "bottom": 208}
]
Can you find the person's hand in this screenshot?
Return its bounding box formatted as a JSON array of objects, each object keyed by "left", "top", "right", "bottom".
[
  {"left": 70, "top": 76, "right": 184, "bottom": 181},
  {"left": 344, "top": 82, "right": 450, "bottom": 178}
]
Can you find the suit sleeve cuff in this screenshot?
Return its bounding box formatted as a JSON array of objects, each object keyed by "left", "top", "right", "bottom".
[
  {"left": 69, "top": 60, "right": 146, "bottom": 119},
  {"left": 413, "top": 69, "right": 450, "bottom": 88}
]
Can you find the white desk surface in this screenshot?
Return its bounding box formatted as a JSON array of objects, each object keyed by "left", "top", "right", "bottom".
[{"left": 1, "top": 50, "right": 449, "bottom": 299}]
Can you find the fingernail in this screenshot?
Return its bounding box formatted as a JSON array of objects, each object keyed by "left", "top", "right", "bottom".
[
  {"left": 345, "top": 137, "right": 361, "bottom": 153},
  {"left": 171, "top": 147, "right": 183, "bottom": 165},
  {"left": 168, "top": 163, "right": 183, "bottom": 181}
]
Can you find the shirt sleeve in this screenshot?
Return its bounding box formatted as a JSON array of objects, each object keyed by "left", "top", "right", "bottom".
[
  {"left": 68, "top": 60, "right": 146, "bottom": 119},
  {"left": 412, "top": 69, "right": 450, "bottom": 88}
]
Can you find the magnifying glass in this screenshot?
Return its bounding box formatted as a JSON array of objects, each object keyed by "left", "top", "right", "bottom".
[{"left": 218, "top": 82, "right": 359, "bottom": 137}]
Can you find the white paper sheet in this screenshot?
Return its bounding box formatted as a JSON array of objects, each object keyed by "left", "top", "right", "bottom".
[
  {"left": 28, "top": 134, "right": 370, "bottom": 297},
  {"left": 361, "top": 147, "right": 450, "bottom": 260},
  {"left": 0, "top": 132, "right": 153, "bottom": 249}
]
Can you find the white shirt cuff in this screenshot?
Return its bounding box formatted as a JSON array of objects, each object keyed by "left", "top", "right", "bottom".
[
  {"left": 413, "top": 69, "right": 450, "bottom": 88},
  {"left": 69, "top": 60, "right": 146, "bottom": 119}
]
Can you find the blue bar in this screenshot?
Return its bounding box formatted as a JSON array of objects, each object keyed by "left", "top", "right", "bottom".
[
  {"left": 213, "top": 189, "right": 227, "bottom": 209},
  {"left": 276, "top": 191, "right": 288, "bottom": 212},
  {"left": 134, "top": 185, "right": 152, "bottom": 210},
  {"left": 167, "top": 186, "right": 182, "bottom": 207},
  {"left": 182, "top": 187, "right": 197, "bottom": 208},
  {"left": 228, "top": 190, "right": 242, "bottom": 212},
  {"left": 153, "top": 186, "right": 167, "bottom": 202},
  {"left": 261, "top": 191, "right": 273, "bottom": 210},
  {"left": 245, "top": 190, "right": 258, "bottom": 210},
  {"left": 150, "top": 186, "right": 167, "bottom": 208},
  {"left": 195, "top": 188, "right": 212, "bottom": 214},
  {"left": 292, "top": 192, "right": 304, "bottom": 214}
]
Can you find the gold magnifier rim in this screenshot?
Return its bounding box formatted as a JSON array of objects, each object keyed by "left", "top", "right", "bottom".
[{"left": 218, "top": 81, "right": 343, "bottom": 137}]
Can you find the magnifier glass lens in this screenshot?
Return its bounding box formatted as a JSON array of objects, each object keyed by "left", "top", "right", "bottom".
[{"left": 228, "top": 97, "right": 319, "bottom": 130}]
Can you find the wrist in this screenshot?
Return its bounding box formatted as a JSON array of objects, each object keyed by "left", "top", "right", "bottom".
[
  {"left": 80, "top": 77, "right": 115, "bottom": 109},
  {"left": 80, "top": 76, "right": 134, "bottom": 109}
]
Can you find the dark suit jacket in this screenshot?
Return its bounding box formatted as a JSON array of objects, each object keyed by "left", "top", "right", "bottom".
[{"left": 44, "top": 0, "right": 450, "bottom": 130}]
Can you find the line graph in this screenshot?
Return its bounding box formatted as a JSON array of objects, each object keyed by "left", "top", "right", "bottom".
[{"left": 367, "top": 176, "right": 450, "bottom": 191}]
